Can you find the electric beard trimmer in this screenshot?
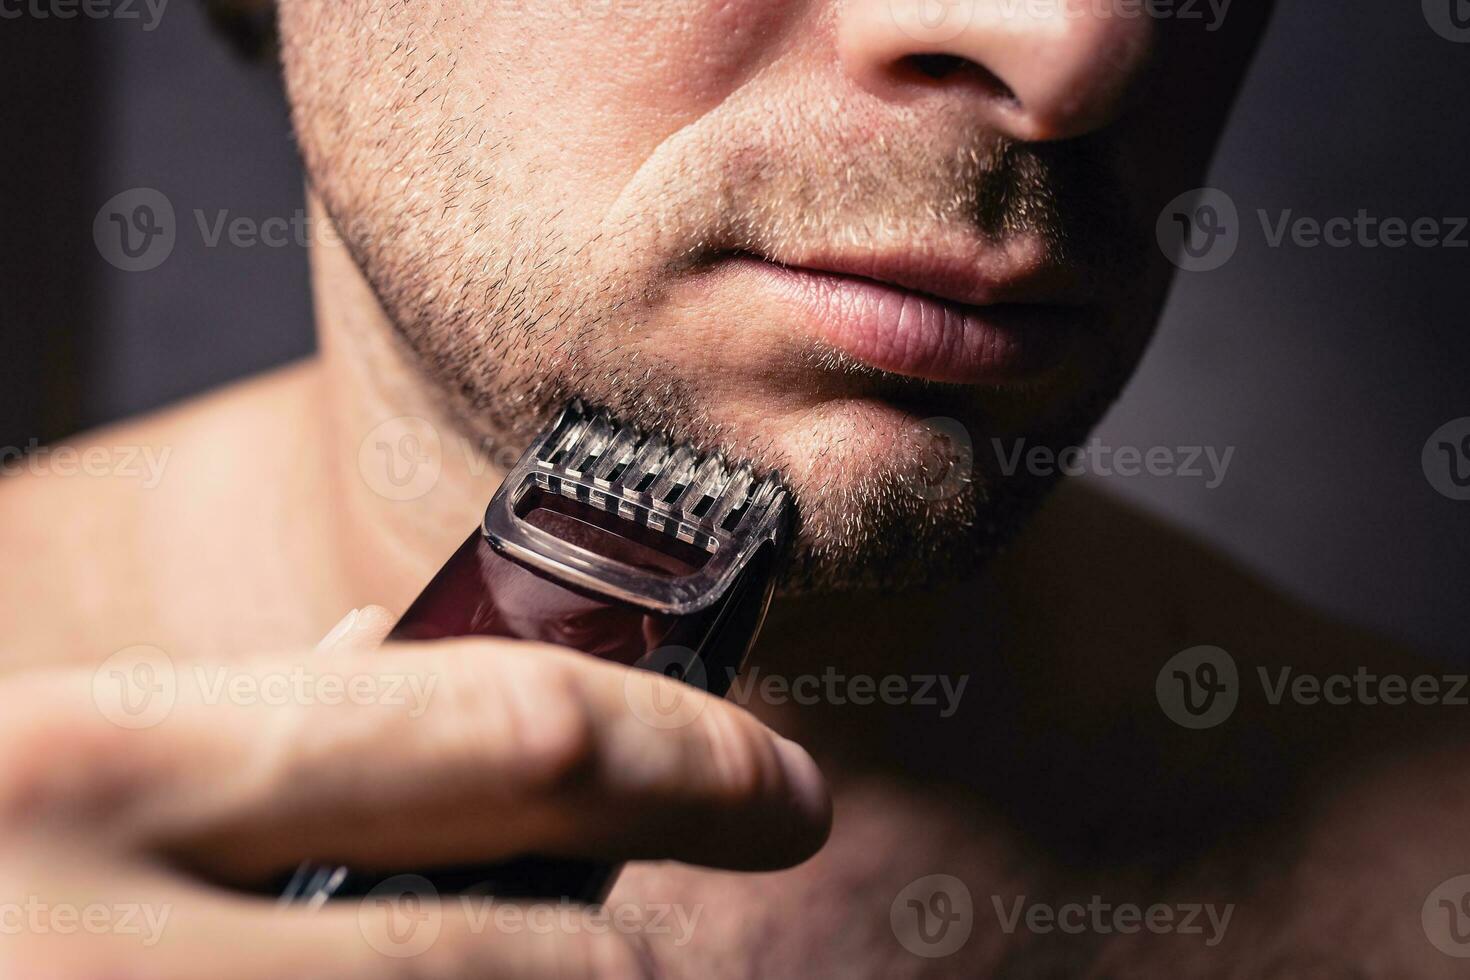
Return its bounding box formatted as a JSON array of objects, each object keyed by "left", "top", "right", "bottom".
[{"left": 278, "top": 402, "right": 791, "bottom": 905}]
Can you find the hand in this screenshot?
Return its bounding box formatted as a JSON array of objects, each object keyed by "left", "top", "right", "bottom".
[{"left": 0, "top": 608, "right": 831, "bottom": 978}]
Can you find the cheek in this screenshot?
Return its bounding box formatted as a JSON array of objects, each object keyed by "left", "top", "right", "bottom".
[{"left": 455, "top": 1, "right": 805, "bottom": 190}]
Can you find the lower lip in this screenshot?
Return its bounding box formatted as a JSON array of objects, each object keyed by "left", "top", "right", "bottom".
[{"left": 728, "top": 257, "right": 1080, "bottom": 384}]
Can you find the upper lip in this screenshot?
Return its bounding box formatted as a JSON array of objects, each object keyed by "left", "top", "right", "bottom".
[{"left": 744, "top": 242, "right": 1091, "bottom": 310}]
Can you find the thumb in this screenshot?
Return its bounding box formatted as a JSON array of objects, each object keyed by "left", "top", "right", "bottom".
[{"left": 314, "top": 605, "right": 396, "bottom": 653}]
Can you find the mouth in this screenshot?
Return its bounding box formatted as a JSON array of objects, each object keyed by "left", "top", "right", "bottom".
[{"left": 718, "top": 248, "right": 1094, "bottom": 386}]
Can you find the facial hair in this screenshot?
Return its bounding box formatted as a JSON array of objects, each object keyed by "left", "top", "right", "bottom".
[{"left": 285, "top": 34, "right": 1151, "bottom": 595}]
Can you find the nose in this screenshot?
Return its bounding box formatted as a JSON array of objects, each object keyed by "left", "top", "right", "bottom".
[{"left": 837, "top": 0, "right": 1155, "bottom": 142}]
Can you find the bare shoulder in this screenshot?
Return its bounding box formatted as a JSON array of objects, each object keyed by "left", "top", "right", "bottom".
[
  {"left": 998, "top": 479, "right": 1417, "bottom": 673},
  {"left": 0, "top": 361, "right": 332, "bottom": 670},
  {"left": 1006, "top": 479, "right": 1463, "bottom": 777},
  {"left": 982, "top": 483, "right": 1470, "bottom": 972}
]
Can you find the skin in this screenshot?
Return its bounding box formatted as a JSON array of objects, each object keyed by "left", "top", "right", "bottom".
[{"left": 3, "top": 0, "right": 1469, "bottom": 976}]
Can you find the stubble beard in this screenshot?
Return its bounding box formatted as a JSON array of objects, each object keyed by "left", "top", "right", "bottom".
[{"left": 287, "top": 39, "right": 1151, "bottom": 596}]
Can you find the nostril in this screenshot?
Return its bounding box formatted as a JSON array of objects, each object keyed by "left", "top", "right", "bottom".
[
  {"left": 905, "top": 52, "right": 967, "bottom": 80},
  {"left": 896, "top": 53, "right": 1018, "bottom": 104}
]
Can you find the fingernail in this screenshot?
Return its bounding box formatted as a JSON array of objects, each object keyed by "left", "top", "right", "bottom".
[
  {"left": 774, "top": 737, "right": 830, "bottom": 825},
  {"left": 316, "top": 608, "right": 360, "bottom": 651}
]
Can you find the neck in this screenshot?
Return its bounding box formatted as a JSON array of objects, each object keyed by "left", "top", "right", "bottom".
[{"left": 308, "top": 191, "right": 507, "bottom": 610}]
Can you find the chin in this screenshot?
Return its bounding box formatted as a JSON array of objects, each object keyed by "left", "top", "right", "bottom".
[
  {"left": 700, "top": 399, "right": 999, "bottom": 595},
  {"left": 721, "top": 369, "right": 1127, "bottom": 595}
]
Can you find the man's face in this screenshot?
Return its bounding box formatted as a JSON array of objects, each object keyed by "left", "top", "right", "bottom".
[{"left": 277, "top": 0, "right": 1271, "bottom": 592}]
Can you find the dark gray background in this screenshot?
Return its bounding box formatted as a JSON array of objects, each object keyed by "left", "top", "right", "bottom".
[{"left": 3, "top": 2, "right": 1467, "bottom": 661}]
